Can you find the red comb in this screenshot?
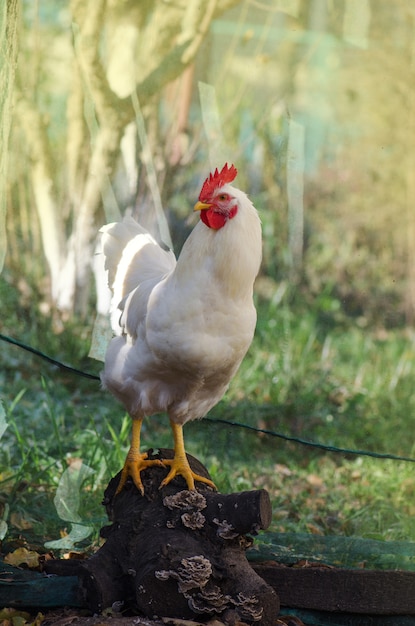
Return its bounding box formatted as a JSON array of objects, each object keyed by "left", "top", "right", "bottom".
[{"left": 199, "top": 163, "right": 238, "bottom": 202}]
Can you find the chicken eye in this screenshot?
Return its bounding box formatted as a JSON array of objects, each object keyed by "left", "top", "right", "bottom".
[{"left": 218, "top": 193, "right": 228, "bottom": 201}]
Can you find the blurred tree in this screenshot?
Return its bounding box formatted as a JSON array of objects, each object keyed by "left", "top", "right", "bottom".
[
  {"left": 403, "top": 5, "right": 415, "bottom": 324},
  {"left": 4, "top": 0, "right": 415, "bottom": 327},
  {"left": 11, "top": 0, "right": 240, "bottom": 316},
  {"left": 0, "top": 0, "right": 19, "bottom": 274}
]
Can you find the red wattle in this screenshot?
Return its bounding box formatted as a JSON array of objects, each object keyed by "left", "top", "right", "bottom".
[
  {"left": 200, "top": 206, "right": 237, "bottom": 230},
  {"left": 201, "top": 209, "right": 226, "bottom": 230}
]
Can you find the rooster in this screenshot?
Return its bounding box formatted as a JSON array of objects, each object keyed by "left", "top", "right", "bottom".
[{"left": 100, "top": 164, "right": 262, "bottom": 495}]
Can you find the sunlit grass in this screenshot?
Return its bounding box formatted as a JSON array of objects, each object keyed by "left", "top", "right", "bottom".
[{"left": 1, "top": 295, "right": 415, "bottom": 556}]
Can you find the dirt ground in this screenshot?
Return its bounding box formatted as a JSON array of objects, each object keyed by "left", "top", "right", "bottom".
[
  {"left": 31, "top": 609, "right": 225, "bottom": 626},
  {"left": 13, "top": 607, "right": 303, "bottom": 626}
]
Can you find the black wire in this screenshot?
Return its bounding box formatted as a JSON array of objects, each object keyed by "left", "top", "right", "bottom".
[
  {"left": 205, "top": 417, "right": 415, "bottom": 463},
  {"left": 0, "top": 332, "right": 101, "bottom": 381},
  {"left": 2, "top": 331, "right": 415, "bottom": 464}
]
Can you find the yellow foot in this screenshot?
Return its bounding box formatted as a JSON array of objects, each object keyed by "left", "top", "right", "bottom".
[
  {"left": 116, "top": 452, "right": 164, "bottom": 496},
  {"left": 160, "top": 456, "right": 217, "bottom": 491}
]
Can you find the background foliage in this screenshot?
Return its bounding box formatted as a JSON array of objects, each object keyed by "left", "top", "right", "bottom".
[{"left": 1, "top": 0, "right": 415, "bottom": 554}]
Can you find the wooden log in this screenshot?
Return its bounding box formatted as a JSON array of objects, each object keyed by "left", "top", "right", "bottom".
[
  {"left": 0, "top": 561, "right": 81, "bottom": 608},
  {"left": 9, "top": 449, "right": 414, "bottom": 621},
  {"left": 250, "top": 531, "right": 415, "bottom": 570},
  {"left": 203, "top": 490, "right": 272, "bottom": 536},
  {"left": 45, "top": 449, "right": 279, "bottom": 626},
  {"left": 253, "top": 563, "right": 415, "bottom": 615}
]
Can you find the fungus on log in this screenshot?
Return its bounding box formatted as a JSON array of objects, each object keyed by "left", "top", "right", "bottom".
[{"left": 45, "top": 449, "right": 278, "bottom": 625}]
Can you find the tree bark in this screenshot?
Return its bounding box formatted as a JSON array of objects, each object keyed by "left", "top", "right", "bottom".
[
  {"left": 46, "top": 450, "right": 279, "bottom": 625},
  {"left": 0, "top": 0, "right": 20, "bottom": 273},
  {"left": 12, "top": 0, "right": 243, "bottom": 314},
  {"left": 15, "top": 95, "right": 75, "bottom": 311}
]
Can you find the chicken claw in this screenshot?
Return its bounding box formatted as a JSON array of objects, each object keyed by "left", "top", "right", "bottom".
[
  {"left": 116, "top": 451, "right": 163, "bottom": 496},
  {"left": 160, "top": 421, "right": 216, "bottom": 491},
  {"left": 160, "top": 457, "right": 216, "bottom": 491}
]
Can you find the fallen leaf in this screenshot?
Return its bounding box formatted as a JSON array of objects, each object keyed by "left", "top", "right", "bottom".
[
  {"left": 305, "top": 522, "right": 324, "bottom": 535},
  {"left": 306, "top": 474, "right": 324, "bottom": 488},
  {"left": 62, "top": 550, "right": 88, "bottom": 560},
  {"left": 4, "top": 547, "right": 40, "bottom": 569},
  {"left": 28, "top": 612, "right": 44, "bottom": 626},
  {"left": 0, "top": 608, "right": 31, "bottom": 625},
  {"left": 274, "top": 464, "right": 293, "bottom": 477},
  {"left": 10, "top": 512, "right": 33, "bottom": 531}
]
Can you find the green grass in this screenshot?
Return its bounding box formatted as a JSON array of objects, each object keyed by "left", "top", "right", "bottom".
[{"left": 1, "top": 285, "right": 415, "bottom": 558}]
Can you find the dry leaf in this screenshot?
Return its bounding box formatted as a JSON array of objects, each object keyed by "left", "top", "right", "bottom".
[
  {"left": 306, "top": 474, "right": 324, "bottom": 488},
  {"left": 305, "top": 522, "right": 323, "bottom": 535},
  {"left": 0, "top": 608, "right": 31, "bottom": 626},
  {"left": 4, "top": 547, "right": 40, "bottom": 569},
  {"left": 10, "top": 512, "right": 33, "bottom": 531}
]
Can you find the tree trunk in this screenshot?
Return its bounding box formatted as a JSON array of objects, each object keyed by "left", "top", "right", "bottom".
[
  {"left": 404, "top": 12, "right": 415, "bottom": 324},
  {"left": 15, "top": 96, "right": 75, "bottom": 311},
  {"left": 45, "top": 450, "right": 279, "bottom": 626},
  {"left": 0, "top": 0, "right": 20, "bottom": 273},
  {"left": 11, "top": 0, "right": 243, "bottom": 314}
]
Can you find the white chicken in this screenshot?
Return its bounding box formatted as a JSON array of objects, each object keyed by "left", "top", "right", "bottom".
[{"left": 100, "top": 164, "right": 262, "bottom": 494}]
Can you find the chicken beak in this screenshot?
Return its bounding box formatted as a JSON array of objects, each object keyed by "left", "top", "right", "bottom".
[{"left": 194, "top": 200, "right": 211, "bottom": 212}]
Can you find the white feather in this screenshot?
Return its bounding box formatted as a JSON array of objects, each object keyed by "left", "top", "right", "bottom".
[
  {"left": 100, "top": 216, "right": 175, "bottom": 334},
  {"left": 101, "top": 183, "right": 262, "bottom": 426}
]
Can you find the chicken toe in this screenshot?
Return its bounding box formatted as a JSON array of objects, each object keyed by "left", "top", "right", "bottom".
[
  {"left": 116, "top": 418, "right": 163, "bottom": 495},
  {"left": 116, "top": 453, "right": 163, "bottom": 495},
  {"left": 160, "top": 458, "right": 216, "bottom": 491},
  {"left": 160, "top": 421, "right": 216, "bottom": 491}
]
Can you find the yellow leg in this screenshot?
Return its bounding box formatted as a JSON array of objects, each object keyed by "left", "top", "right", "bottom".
[
  {"left": 160, "top": 421, "right": 216, "bottom": 491},
  {"left": 116, "top": 418, "right": 163, "bottom": 496}
]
